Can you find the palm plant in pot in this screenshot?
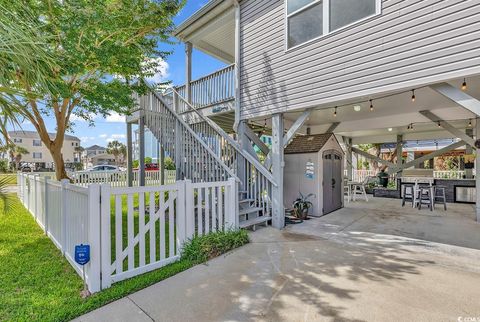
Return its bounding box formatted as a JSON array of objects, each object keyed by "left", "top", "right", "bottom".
[{"left": 293, "top": 193, "right": 315, "bottom": 220}]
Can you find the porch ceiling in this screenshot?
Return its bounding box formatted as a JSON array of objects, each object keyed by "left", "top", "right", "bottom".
[
  {"left": 277, "top": 76, "right": 480, "bottom": 144},
  {"left": 174, "top": 1, "right": 235, "bottom": 64}
]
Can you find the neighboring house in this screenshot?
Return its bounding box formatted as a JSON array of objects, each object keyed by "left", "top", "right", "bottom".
[
  {"left": 82, "top": 145, "right": 108, "bottom": 168},
  {"left": 127, "top": 0, "right": 480, "bottom": 228},
  {"left": 8, "top": 130, "right": 81, "bottom": 170}
]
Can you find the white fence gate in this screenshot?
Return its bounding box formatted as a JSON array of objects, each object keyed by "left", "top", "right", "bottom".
[{"left": 17, "top": 173, "right": 238, "bottom": 293}]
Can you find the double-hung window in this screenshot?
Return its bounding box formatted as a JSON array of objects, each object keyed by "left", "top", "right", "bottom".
[
  {"left": 33, "top": 139, "right": 42, "bottom": 147},
  {"left": 287, "top": 0, "right": 380, "bottom": 48}
]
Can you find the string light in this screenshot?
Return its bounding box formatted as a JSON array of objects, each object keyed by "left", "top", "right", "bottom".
[
  {"left": 468, "top": 119, "right": 472, "bottom": 127},
  {"left": 408, "top": 123, "right": 414, "bottom": 130},
  {"left": 462, "top": 78, "right": 467, "bottom": 91},
  {"left": 411, "top": 90, "right": 416, "bottom": 103},
  {"left": 369, "top": 99, "right": 374, "bottom": 112},
  {"left": 333, "top": 106, "right": 337, "bottom": 117},
  {"left": 437, "top": 121, "right": 441, "bottom": 127}
]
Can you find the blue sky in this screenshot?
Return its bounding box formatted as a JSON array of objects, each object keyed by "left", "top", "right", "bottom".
[{"left": 17, "top": 1, "right": 225, "bottom": 148}]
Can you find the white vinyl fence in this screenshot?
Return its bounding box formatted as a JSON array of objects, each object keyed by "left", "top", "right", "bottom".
[
  {"left": 71, "top": 170, "right": 176, "bottom": 187},
  {"left": 17, "top": 173, "right": 238, "bottom": 293}
]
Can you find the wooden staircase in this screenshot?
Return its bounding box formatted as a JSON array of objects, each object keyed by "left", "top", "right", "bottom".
[{"left": 135, "top": 90, "right": 275, "bottom": 229}]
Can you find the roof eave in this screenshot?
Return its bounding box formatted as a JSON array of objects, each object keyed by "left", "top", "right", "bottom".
[{"left": 173, "top": 0, "right": 229, "bottom": 40}]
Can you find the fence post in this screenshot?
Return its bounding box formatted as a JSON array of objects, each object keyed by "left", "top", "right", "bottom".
[
  {"left": 100, "top": 184, "right": 112, "bottom": 289},
  {"left": 176, "top": 180, "right": 187, "bottom": 253},
  {"left": 87, "top": 184, "right": 101, "bottom": 293},
  {"left": 44, "top": 176, "right": 50, "bottom": 235},
  {"left": 33, "top": 175, "right": 39, "bottom": 221},
  {"left": 185, "top": 179, "right": 194, "bottom": 239},
  {"left": 226, "top": 177, "right": 238, "bottom": 230},
  {"left": 60, "top": 179, "right": 69, "bottom": 255}
]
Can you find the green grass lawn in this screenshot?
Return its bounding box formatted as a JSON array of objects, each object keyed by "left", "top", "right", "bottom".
[{"left": 0, "top": 196, "right": 247, "bottom": 322}]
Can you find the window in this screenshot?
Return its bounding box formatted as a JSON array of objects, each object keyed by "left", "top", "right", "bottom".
[
  {"left": 33, "top": 139, "right": 42, "bottom": 147},
  {"left": 13, "top": 138, "right": 22, "bottom": 143},
  {"left": 287, "top": 0, "right": 379, "bottom": 48},
  {"left": 32, "top": 152, "right": 42, "bottom": 159}
]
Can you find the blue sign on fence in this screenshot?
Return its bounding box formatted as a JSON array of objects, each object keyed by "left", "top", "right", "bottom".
[{"left": 74, "top": 244, "right": 90, "bottom": 265}]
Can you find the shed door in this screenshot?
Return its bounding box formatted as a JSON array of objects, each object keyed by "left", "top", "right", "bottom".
[{"left": 323, "top": 150, "right": 343, "bottom": 215}]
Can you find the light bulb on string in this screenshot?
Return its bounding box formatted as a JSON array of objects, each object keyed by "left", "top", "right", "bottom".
[
  {"left": 468, "top": 119, "right": 472, "bottom": 127},
  {"left": 411, "top": 90, "right": 416, "bottom": 103},
  {"left": 333, "top": 106, "right": 337, "bottom": 117},
  {"left": 369, "top": 99, "right": 374, "bottom": 112},
  {"left": 462, "top": 78, "right": 467, "bottom": 91}
]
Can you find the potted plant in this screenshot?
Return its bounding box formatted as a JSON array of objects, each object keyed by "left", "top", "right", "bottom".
[{"left": 293, "top": 193, "right": 315, "bottom": 220}]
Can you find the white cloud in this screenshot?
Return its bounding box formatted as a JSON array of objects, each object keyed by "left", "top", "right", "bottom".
[
  {"left": 99, "top": 134, "right": 108, "bottom": 139},
  {"left": 105, "top": 112, "right": 126, "bottom": 123},
  {"left": 80, "top": 136, "right": 95, "bottom": 143},
  {"left": 105, "top": 133, "right": 126, "bottom": 143},
  {"left": 143, "top": 57, "right": 170, "bottom": 84}
]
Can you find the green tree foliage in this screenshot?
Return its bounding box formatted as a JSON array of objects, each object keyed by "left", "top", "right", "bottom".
[
  {"left": 164, "top": 156, "right": 176, "bottom": 170},
  {"left": 106, "top": 140, "right": 127, "bottom": 165},
  {"left": 2, "top": 0, "right": 184, "bottom": 180}
]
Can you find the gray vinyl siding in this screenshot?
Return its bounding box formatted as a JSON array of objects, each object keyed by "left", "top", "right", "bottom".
[{"left": 239, "top": 0, "right": 480, "bottom": 119}]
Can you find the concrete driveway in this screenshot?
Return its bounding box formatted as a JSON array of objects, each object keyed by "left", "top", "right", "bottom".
[{"left": 76, "top": 199, "right": 480, "bottom": 322}]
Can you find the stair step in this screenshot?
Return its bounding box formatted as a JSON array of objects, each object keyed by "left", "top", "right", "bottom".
[
  {"left": 239, "top": 216, "right": 271, "bottom": 229},
  {"left": 239, "top": 207, "right": 263, "bottom": 216},
  {"left": 239, "top": 198, "right": 255, "bottom": 204}
]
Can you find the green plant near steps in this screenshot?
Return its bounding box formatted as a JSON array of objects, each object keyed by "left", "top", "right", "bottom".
[{"left": 181, "top": 230, "right": 249, "bottom": 264}]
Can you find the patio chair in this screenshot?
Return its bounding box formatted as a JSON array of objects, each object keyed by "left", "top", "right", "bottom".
[{"left": 351, "top": 176, "right": 370, "bottom": 202}]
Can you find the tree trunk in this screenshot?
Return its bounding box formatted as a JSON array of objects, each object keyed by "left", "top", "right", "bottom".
[{"left": 50, "top": 147, "right": 69, "bottom": 181}]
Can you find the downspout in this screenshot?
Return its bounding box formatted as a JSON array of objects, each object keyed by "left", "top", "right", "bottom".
[{"left": 233, "top": 0, "right": 241, "bottom": 133}]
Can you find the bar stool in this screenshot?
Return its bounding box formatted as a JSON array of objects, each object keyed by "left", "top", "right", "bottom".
[
  {"left": 434, "top": 185, "right": 447, "bottom": 211},
  {"left": 418, "top": 186, "right": 434, "bottom": 211},
  {"left": 401, "top": 183, "right": 415, "bottom": 207}
]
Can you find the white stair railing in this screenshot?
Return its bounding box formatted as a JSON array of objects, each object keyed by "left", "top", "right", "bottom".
[{"left": 169, "top": 88, "right": 277, "bottom": 220}]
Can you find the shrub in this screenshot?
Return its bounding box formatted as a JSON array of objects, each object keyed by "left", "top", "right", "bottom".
[{"left": 181, "top": 230, "right": 249, "bottom": 264}]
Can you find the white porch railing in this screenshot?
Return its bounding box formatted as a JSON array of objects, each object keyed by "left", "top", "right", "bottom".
[
  {"left": 347, "top": 169, "right": 467, "bottom": 182},
  {"left": 433, "top": 170, "right": 466, "bottom": 179},
  {"left": 174, "top": 64, "right": 235, "bottom": 114},
  {"left": 70, "top": 170, "right": 176, "bottom": 187},
  {"left": 17, "top": 173, "right": 238, "bottom": 293}
]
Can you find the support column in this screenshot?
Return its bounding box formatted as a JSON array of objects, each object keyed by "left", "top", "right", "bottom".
[
  {"left": 466, "top": 128, "right": 474, "bottom": 179},
  {"left": 346, "top": 138, "right": 353, "bottom": 181},
  {"left": 138, "top": 116, "right": 146, "bottom": 187},
  {"left": 160, "top": 145, "right": 165, "bottom": 185},
  {"left": 272, "top": 114, "right": 285, "bottom": 229},
  {"left": 476, "top": 119, "right": 480, "bottom": 222},
  {"left": 126, "top": 122, "right": 133, "bottom": 187},
  {"left": 236, "top": 121, "right": 248, "bottom": 191},
  {"left": 185, "top": 42, "right": 192, "bottom": 104},
  {"left": 396, "top": 135, "right": 404, "bottom": 176}
]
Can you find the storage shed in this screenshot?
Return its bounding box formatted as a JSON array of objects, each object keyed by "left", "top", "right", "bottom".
[{"left": 284, "top": 133, "right": 344, "bottom": 217}]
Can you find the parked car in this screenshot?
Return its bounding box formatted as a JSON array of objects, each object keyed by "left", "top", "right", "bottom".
[
  {"left": 134, "top": 163, "right": 159, "bottom": 171},
  {"left": 20, "top": 165, "right": 33, "bottom": 173}
]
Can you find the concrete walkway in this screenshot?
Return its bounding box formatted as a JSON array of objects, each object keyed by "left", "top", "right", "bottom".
[{"left": 75, "top": 204, "right": 480, "bottom": 322}]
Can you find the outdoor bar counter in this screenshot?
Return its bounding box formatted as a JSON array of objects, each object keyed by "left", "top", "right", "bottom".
[{"left": 374, "top": 177, "right": 476, "bottom": 204}]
